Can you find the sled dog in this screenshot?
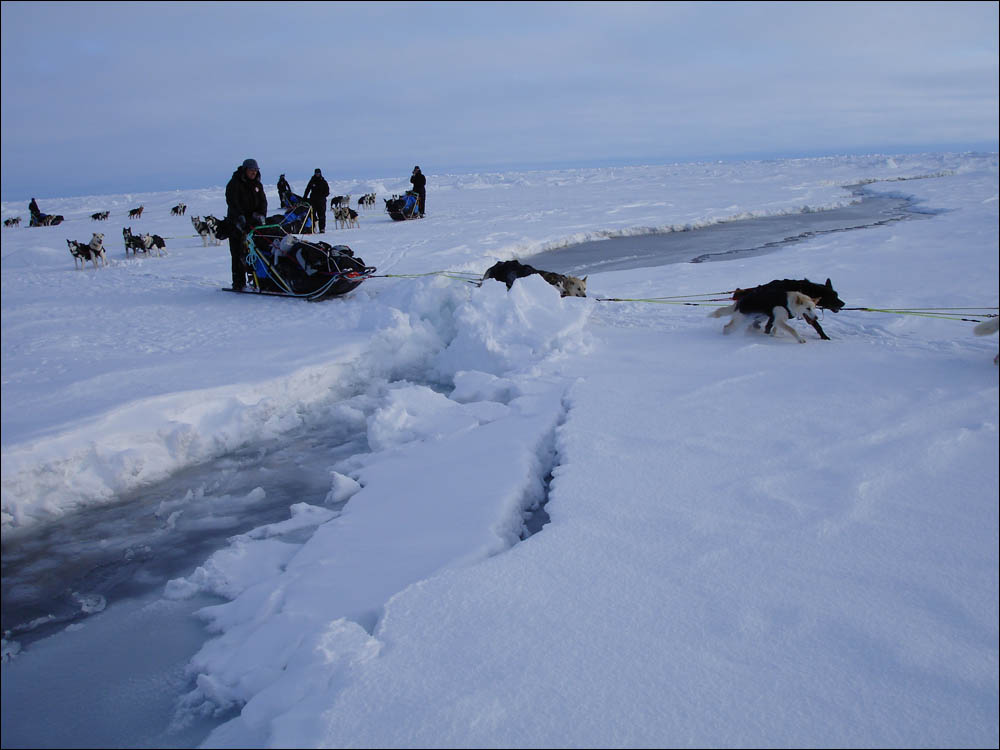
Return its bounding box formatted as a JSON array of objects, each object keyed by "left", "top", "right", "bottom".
[
  {"left": 191, "top": 215, "right": 220, "bottom": 246},
  {"left": 68, "top": 232, "right": 107, "bottom": 269},
  {"left": 483, "top": 260, "right": 587, "bottom": 298},
  {"left": 711, "top": 289, "right": 819, "bottom": 343},
  {"left": 732, "top": 278, "right": 844, "bottom": 340},
  {"left": 334, "top": 206, "right": 359, "bottom": 229},
  {"left": 123, "top": 226, "right": 146, "bottom": 256},
  {"left": 140, "top": 233, "right": 167, "bottom": 256}
]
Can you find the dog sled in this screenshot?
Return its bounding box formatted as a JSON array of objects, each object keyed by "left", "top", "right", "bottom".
[
  {"left": 231, "top": 223, "right": 376, "bottom": 301},
  {"left": 30, "top": 212, "right": 64, "bottom": 227},
  {"left": 384, "top": 191, "right": 421, "bottom": 221}
]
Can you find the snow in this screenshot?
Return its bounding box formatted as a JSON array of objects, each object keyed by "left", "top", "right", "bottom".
[{"left": 1, "top": 153, "right": 997, "bottom": 748}]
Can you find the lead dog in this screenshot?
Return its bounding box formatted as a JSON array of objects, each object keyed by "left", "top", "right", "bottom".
[
  {"left": 732, "top": 278, "right": 844, "bottom": 340},
  {"left": 67, "top": 232, "right": 107, "bottom": 269},
  {"left": 483, "top": 259, "right": 587, "bottom": 298},
  {"left": 711, "top": 288, "right": 819, "bottom": 343}
]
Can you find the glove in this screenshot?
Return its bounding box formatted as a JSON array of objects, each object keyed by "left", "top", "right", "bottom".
[
  {"left": 252, "top": 213, "right": 265, "bottom": 227},
  {"left": 234, "top": 215, "right": 248, "bottom": 234}
]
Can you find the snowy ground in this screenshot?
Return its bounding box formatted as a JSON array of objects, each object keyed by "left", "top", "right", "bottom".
[{"left": 1, "top": 153, "right": 997, "bottom": 748}]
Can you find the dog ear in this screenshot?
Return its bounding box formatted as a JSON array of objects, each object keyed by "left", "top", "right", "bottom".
[{"left": 825, "top": 278, "right": 833, "bottom": 288}]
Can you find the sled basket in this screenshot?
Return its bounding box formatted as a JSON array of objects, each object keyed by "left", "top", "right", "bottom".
[{"left": 244, "top": 224, "right": 376, "bottom": 300}]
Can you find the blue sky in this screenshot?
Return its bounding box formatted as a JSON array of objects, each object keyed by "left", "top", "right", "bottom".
[{"left": 2, "top": 1, "right": 997, "bottom": 200}]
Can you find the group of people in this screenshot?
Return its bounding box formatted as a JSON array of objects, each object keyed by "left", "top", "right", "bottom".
[{"left": 225, "top": 160, "right": 428, "bottom": 291}]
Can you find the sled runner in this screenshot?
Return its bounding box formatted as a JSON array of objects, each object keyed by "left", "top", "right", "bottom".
[
  {"left": 236, "top": 224, "right": 376, "bottom": 301},
  {"left": 384, "top": 191, "right": 421, "bottom": 221}
]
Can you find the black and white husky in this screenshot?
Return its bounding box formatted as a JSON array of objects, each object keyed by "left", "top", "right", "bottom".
[
  {"left": 67, "top": 232, "right": 107, "bottom": 269},
  {"left": 191, "top": 215, "right": 220, "bottom": 246},
  {"left": 710, "top": 288, "right": 820, "bottom": 343},
  {"left": 732, "top": 278, "right": 844, "bottom": 340}
]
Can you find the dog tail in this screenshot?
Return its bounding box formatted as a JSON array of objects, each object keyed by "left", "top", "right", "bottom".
[
  {"left": 974, "top": 317, "right": 999, "bottom": 336},
  {"left": 709, "top": 303, "right": 736, "bottom": 318}
]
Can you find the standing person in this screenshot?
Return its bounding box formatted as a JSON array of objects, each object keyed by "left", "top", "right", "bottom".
[
  {"left": 225, "top": 158, "right": 267, "bottom": 291},
  {"left": 302, "top": 168, "right": 330, "bottom": 233},
  {"left": 410, "top": 166, "right": 426, "bottom": 217},
  {"left": 28, "top": 198, "right": 41, "bottom": 224},
  {"left": 277, "top": 174, "right": 292, "bottom": 208}
]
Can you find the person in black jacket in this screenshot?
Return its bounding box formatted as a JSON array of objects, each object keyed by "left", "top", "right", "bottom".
[
  {"left": 409, "top": 166, "right": 426, "bottom": 217},
  {"left": 277, "top": 174, "right": 292, "bottom": 208},
  {"left": 225, "top": 158, "right": 267, "bottom": 291},
  {"left": 302, "top": 168, "right": 330, "bottom": 233}
]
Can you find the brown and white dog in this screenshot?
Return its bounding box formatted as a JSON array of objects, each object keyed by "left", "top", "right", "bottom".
[
  {"left": 128, "top": 206, "right": 144, "bottom": 219},
  {"left": 483, "top": 260, "right": 587, "bottom": 298},
  {"left": 67, "top": 232, "right": 107, "bottom": 269},
  {"left": 711, "top": 288, "right": 819, "bottom": 343}
]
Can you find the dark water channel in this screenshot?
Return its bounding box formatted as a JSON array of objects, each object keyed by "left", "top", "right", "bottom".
[
  {"left": 2, "top": 425, "right": 366, "bottom": 647},
  {"left": 2, "top": 422, "right": 368, "bottom": 748},
  {"left": 525, "top": 186, "right": 928, "bottom": 276}
]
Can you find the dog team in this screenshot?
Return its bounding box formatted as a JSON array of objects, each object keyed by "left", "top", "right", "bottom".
[{"left": 16, "top": 182, "right": 996, "bottom": 361}]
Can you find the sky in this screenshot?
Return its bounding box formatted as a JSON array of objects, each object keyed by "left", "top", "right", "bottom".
[
  {"left": 1, "top": 1, "right": 997, "bottom": 200},
  {"left": 1, "top": 153, "right": 997, "bottom": 747}
]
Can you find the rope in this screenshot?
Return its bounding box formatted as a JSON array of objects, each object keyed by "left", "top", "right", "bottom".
[
  {"left": 595, "top": 296, "right": 998, "bottom": 323},
  {"left": 596, "top": 297, "right": 730, "bottom": 306},
  {"left": 371, "top": 270, "right": 484, "bottom": 285},
  {"left": 842, "top": 307, "right": 998, "bottom": 323}
]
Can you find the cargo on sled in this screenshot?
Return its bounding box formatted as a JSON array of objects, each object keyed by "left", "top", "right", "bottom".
[
  {"left": 233, "top": 223, "right": 376, "bottom": 301},
  {"left": 270, "top": 195, "right": 316, "bottom": 233}
]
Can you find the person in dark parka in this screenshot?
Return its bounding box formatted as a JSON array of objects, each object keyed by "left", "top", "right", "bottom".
[
  {"left": 277, "top": 174, "right": 292, "bottom": 208},
  {"left": 225, "top": 158, "right": 267, "bottom": 290},
  {"left": 409, "top": 166, "right": 426, "bottom": 217},
  {"left": 302, "top": 168, "right": 330, "bottom": 233}
]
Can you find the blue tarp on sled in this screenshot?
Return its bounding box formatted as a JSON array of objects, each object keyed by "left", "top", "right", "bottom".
[{"left": 280, "top": 200, "right": 314, "bottom": 233}]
